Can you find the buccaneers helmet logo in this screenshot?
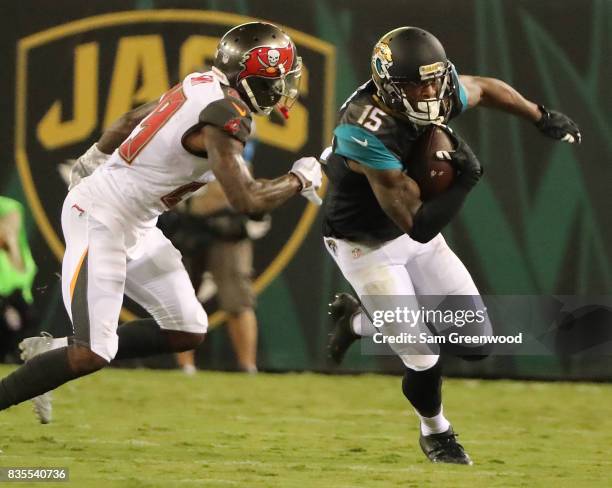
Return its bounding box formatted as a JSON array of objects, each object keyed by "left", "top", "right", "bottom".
[
  {"left": 238, "top": 45, "right": 295, "bottom": 80},
  {"left": 224, "top": 118, "right": 241, "bottom": 135}
]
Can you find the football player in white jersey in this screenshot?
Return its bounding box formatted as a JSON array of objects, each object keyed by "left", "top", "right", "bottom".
[{"left": 0, "top": 22, "right": 322, "bottom": 422}]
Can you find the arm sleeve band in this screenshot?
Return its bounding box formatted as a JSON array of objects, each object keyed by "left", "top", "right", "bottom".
[
  {"left": 449, "top": 65, "right": 469, "bottom": 116},
  {"left": 333, "top": 124, "right": 402, "bottom": 170},
  {"left": 199, "top": 98, "right": 252, "bottom": 144}
]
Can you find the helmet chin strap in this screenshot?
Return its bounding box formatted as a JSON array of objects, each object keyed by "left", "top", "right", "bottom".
[
  {"left": 240, "top": 79, "right": 274, "bottom": 115},
  {"left": 212, "top": 66, "right": 230, "bottom": 85}
]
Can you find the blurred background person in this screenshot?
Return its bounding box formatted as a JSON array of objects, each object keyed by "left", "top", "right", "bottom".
[
  {"left": 170, "top": 137, "right": 269, "bottom": 374},
  {"left": 0, "top": 196, "right": 38, "bottom": 363}
]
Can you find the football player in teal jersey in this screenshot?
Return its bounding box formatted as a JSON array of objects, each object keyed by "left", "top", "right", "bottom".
[{"left": 323, "top": 27, "right": 580, "bottom": 464}]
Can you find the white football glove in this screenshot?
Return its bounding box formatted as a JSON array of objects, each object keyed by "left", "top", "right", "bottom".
[
  {"left": 289, "top": 156, "right": 323, "bottom": 206},
  {"left": 67, "top": 143, "right": 110, "bottom": 190}
]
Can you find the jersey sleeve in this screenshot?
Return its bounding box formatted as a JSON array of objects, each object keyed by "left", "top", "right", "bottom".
[
  {"left": 333, "top": 124, "right": 403, "bottom": 171},
  {"left": 199, "top": 97, "right": 252, "bottom": 144},
  {"left": 448, "top": 64, "right": 469, "bottom": 119}
]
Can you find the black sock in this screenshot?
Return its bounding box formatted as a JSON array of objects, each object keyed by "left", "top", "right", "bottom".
[
  {"left": 0, "top": 347, "right": 77, "bottom": 410},
  {"left": 401, "top": 360, "right": 443, "bottom": 418},
  {"left": 114, "top": 319, "right": 172, "bottom": 360}
]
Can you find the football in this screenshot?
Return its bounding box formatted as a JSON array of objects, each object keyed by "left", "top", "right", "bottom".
[{"left": 409, "top": 125, "right": 456, "bottom": 200}]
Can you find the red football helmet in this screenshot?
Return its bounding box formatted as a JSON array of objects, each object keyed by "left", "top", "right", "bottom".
[{"left": 213, "top": 22, "right": 302, "bottom": 115}]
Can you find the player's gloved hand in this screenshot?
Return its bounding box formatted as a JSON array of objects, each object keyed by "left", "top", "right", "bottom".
[
  {"left": 68, "top": 143, "right": 110, "bottom": 190},
  {"left": 289, "top": 157, "right": 323, "bottom": 206},
  {"left": 437, "top": 132, "right": 483, "bottom": 190},
  {"left": 535, "top": 105, "right": 582, "bottom": 144}
]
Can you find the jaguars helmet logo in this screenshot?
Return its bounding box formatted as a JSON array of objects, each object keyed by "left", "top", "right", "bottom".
[
  {"left": 373, "top": 42, "right": 393, "bottom": 78},
  {"left": 375, "top": 42, "right": 393, "bottom": 63}
]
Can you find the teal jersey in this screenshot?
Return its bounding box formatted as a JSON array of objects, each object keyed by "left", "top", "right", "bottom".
[{"left": 323, "top": 76, "right": 468, "bottom": 243}]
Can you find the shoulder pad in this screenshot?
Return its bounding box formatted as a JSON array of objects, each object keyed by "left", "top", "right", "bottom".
[{"left": 199, "top": 97, "right": 252, "bottom": 144}]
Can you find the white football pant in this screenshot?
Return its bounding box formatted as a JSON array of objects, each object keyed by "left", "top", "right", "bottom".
[
  {"left": 324, "top": 233, "right": 483, "bottom": 370},
  {"left": 61, "top": 193, "right": 208, "bottom": 362}
]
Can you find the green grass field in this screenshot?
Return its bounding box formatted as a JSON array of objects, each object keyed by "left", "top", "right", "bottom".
[{"left": 0, "top": 365, "right": 611, "bottom": 487}]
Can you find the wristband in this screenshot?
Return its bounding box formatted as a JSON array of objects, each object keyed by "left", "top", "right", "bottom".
[{"left": 289, "top": 171, "right": 305, "bottom": 192}]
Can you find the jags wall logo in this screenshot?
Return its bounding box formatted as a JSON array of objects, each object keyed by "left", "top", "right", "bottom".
[{"left": 15, "top": 10, "right": 335, "bottom": 326}]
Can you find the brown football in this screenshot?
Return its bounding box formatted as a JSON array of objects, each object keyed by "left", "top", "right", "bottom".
[{"left": 408, "top": 125, "right": 456, "bottom": 200}]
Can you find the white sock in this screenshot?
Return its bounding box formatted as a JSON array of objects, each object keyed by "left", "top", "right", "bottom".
[
  {"left": 417, "top": 407, "right": 451, "bottom": 436},
  {"left": 182, "top": 364, "right": 197, "bottom": 376},
  {"left": 350, "top": 312, "right": 378, "bottom": 337}
]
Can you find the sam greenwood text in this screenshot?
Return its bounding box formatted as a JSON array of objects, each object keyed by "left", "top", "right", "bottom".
[{"left": 372, "top": 332, "right": 523, "bottom": 345}]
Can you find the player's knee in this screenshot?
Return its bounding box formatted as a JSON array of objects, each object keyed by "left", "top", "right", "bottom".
[
  {"left": 399, "top": 354, "right": 439, "bottom": 371},
  {"left": 165, "top": 331, "right": 206, "bottom": 352},
  {"left": 184, "top": 332, "right": 206, "bottom": 350},
  {"left": 66, "top": 345, "right": 109, "bottom": 376}
]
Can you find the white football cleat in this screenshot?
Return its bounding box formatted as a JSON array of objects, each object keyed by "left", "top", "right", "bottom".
[
  {"left": 19, "top": 332, "right": 60, "bottom": 424},
  {"left": 31, "top": 392, "right": 53, "bottom": 425}
]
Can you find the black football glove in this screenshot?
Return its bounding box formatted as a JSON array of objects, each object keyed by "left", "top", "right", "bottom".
[
  {"left": 535, "top": 105, "right": 582, "bottom": 144},
  {"left": 437, "top": 130, "right": 483, "bottom": 189}
]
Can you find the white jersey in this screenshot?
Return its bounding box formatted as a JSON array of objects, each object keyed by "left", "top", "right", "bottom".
[{"left": 71, "top": 71, "right": 230, "bottom": 246}]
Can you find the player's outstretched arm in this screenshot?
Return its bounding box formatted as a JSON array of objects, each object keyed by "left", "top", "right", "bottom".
[
  {"left": 204, "top": 125, "right": 321, "bottom": 215},
  {"left": 459, "top": 75, "right": 581, "bottom": 144}
]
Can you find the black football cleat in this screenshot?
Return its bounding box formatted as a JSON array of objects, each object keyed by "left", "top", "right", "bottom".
[
  {"left": 419, "top": 427, "right": 473, "bottom": 465},
  {"left": 327, "top": 293, "right": 361, "bottom": 365}
]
